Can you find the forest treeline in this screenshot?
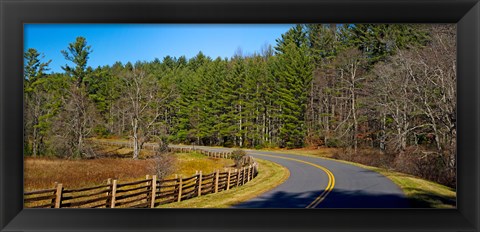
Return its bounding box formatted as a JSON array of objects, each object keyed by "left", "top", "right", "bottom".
[{"left": 24, "top": 24, "right": 456, "bottom": 186}]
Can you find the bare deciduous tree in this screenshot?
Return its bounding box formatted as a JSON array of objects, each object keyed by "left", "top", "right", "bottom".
[
  {"left": 335, "top": 48, "right": 367, "bottom": 154},
  {"left": 52, "top": 85, "right": 100, "bottom": 158},
  {"left": 122, "top": 64, "right": 175, "bottom": 159}
]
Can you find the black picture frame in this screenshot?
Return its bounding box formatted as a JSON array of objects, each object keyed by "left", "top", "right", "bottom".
[{"left": 1, "top": 0, "right": 479, "bottom": 231}]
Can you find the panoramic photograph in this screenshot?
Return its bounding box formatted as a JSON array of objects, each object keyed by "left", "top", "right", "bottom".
[{"left": 23, "top": 24, "right": 456, "bottom": 208}]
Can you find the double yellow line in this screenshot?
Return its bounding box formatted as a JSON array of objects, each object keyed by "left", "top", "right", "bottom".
[
  {"left": 249, "top": 152, "right": 335, "bottom": 208},
  {"left": 306, "top": 164, "right": 335, "bottom": 208}
]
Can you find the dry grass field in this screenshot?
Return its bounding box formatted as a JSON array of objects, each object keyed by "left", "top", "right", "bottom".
[
  {"left": 172, "top": 152, "right": 234, "bottom": 177},
  {"left": 24, "top": 152, "right": 234, "bottom": 191}
]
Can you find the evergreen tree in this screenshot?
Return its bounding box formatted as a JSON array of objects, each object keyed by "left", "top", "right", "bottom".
[
  {"left": 61, "top": 36, "right": 93, "bottom": 87},
  {"left": 273, "top": 26, "right": 314, "bottom": 148},
  {"left": 59, "top": 36, "right": 97, "bottom": 158},
  {"left": 24, "top": 48, "right": 51, "bottom": 156},
  {"left": 342, "top": 24, "right": 430, "bottom": 65}
]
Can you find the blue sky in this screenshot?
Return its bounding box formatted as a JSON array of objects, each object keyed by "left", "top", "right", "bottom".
[{"left": 24, "top": 24, "right": 293, "bottom": 73}]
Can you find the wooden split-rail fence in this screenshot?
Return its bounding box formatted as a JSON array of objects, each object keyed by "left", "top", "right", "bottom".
[
  {"left": 24, "top": 146, "right": 258, "bottom": 208},
  {"left": 92, "top": 140, "right": 246, "bottom": 160}
]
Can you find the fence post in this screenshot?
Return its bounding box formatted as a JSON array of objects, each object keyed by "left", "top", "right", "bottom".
[
  {"left": 50, "top": 182, "right": 58, "bottom": 208},
  {"left": 177, "top": 176, "right": 183, "bottom": 202},
  {"left": 247, "top": 165, "right": 251, "bottom": 182},
  {"left": 54, "top": 183, "right": 63, "bottom": 208},
  {"left": 214, "top": 170, "right": 219, "bottom": 193},
  {"left": 110, "top": 180, "right": 117, "bottom": 208},
  {"left": 236, "top": 169, "right": 240, "bottom": 187},
  {"left": 226, "top": 169, "right": 231, "bottom": 190},
  {"left": 242, "top": 167, "right": 246, "bottom": 185},
  {"left": 150, "top": 175, "right": 157, "bottom": 208},
  {"left": 145, "top": 175, "right": 151, "bottom": 206},
  {"left": 105, "top": 178, "right": 112, "bottom": 208},
  {"left": 197, "top": 171, "right": 203, "bottom": 196}
]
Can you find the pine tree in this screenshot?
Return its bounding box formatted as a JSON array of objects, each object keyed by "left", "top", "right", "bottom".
[
  {"left": 273, "top": 25, "right": 314, "bottom": 148},
  {"left": 24, "top": 48, "right": 51, "bottom": 156},
  {"left": 60, "top": 36, "right": 97, "bottom": 158},
  {"left": 61, "top": 37, "right": 93, "bottom": 87},
  {"left": 343, "top": 24, "right": 430, "bottom": 65}
]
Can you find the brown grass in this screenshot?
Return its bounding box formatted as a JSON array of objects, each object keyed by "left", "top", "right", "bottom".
[
  {"left": 94, "top": 145, "right": 155, "bottom": 158},
  {"left": 169, "top": 152, "right": 234, "bottom": 178},
  {"left": 25, "top": 153, "right": 234, "bottom": 192},
  {"left": 24, "top": 157, "right": 155, "bottom": 191}
]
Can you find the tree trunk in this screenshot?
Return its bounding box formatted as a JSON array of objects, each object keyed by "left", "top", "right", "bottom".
[
  {"left": 32, "top": 124, "right": 38, "bottom": 157},
  {"left": 239, "top": 103, "right": 243, "bottom": 147},
  {"left": 133, "top": 117, "right": 140, "bottom": 159},
  {"left": 401, "top": 110, "right": 408, "bottom": 150},
  {"left": 32, "top": 100, "right": 39, "bottom": 157},
  {"left": 76, "top": 109, "right": 84, "bottom": 157},
  {"left": 350, "top": 74, "right": 358, "bottom": 154},
  {"left": 380, "top": 111, "right": 386, "bottom": 151},
  {"left": 78, "top": 133, "right": 83, "bottom": 155}
]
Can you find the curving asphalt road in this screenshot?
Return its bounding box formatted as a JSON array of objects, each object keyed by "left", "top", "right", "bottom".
[{"left": 171, "top": 145, "right": 410, "bottom": 208}]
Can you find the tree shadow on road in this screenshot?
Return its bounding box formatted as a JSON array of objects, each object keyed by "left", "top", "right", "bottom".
[{"left": 233, "top": 189, "right": 411, "bottom": 208}]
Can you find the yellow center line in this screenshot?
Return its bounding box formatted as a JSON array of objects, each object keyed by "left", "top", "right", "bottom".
[{"left": 249, "top": 152, "right": 335, "bottom": 208}]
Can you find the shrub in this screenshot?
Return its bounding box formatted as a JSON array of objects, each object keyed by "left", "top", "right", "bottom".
[
  {"left": 393, "top": 147, "right": 455, "bottom": 188},
  {"left": 155, "top": 137, "right": 169, "bottom": 155},
  {"left": 305, "top": 134, "right": 324, "bottom": 148},
  {"left": 262, "top": 141, "right": 278, "bottom": 149},
  {"left": 254, "top": 144, "right": 264, "bottom": 150},
  {"left": 231, "top": 149, "right": 246, "bottom": 168},
  {"left": 331, "top": 148, "right": 353, "bottom": 160},
  {"left": 94, "top": 126, "right": 110, "bottom": 138},
  {"left": 24, "top": 142, "right": 32, "bottom": 156},
  {"left": 326, "top": 138, "right": 343, "bottom": 148},
  {"left": 332, "top": 145, "right": 456, "bottom": 188},
  {"left": 223, "top": 141, "right": 234, "bottom": 148},
  {"left": 149, "top": 152, "right": 176, "bottom": 180},
  {"left": 48, "top": 135, "right": 97, "bottom": 159}
]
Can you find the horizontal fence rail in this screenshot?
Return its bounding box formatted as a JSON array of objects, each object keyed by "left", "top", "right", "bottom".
[
  {"left": 24, "top": 146, "right": 258, "bottom": 208},
  {"left": 88, "top": 140, "right": 242, "bottom": 160}
]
